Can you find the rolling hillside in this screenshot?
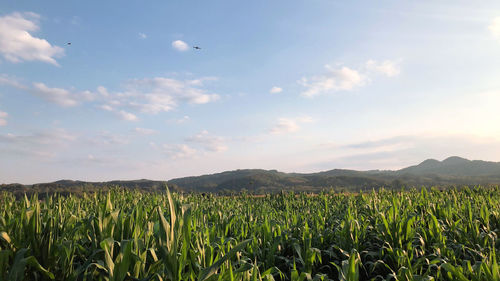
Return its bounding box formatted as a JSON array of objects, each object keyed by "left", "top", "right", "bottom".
[{"left": 3, "top": 156, "right": 500, "bottom": 195}]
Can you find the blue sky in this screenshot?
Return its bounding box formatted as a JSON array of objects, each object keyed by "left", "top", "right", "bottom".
[{"left": 2, "top": 1, "right": 500, "bottom": 183}]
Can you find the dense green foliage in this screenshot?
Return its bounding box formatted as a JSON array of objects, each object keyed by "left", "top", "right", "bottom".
[{"left": 1, "top": 187, "right": 500, "bottom": 280}]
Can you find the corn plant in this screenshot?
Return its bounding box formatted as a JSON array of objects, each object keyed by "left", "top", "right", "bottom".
[{"left": 0, "top": 186, "right": 499, "bottom": 280}]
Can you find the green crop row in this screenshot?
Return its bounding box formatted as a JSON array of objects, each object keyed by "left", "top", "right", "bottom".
[{"left": 0, "top": 187, "right": 499, "bottom": 280}]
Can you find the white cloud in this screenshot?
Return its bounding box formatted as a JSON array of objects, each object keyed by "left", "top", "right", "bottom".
[
  {"left": 152, "top": 131, "right": 227, "bottom": 160},
  {"left": 124, "top": 77, "right": 219, "bottom": 114},
  {"left": 299, "top": 60, "right": 400, "bottom": 97},
  {"left": 172, "top": 40, "right": 189, "bottom": 51},
  {"left": 85, "top": 131, "right": 129, "bottom": 146},
  {"left": 366, "top": 60, "right": 400, "bottom": 77},
  {"left": 186, "top": 130, "right": 227, "bottom": 152},
  {"left": 32, "top": 83, "right": 79, "bottom": 107},
  {"left": 97, "top": 86, "right": 109, "bottom": 97},
  {"left": 270, "top": 116, "right": 314, "bottom": 134},
  {"left": 166, "top": 115, "right": 191, "bottom": 124},
  {"left": 296, "top": 116, "right": 314, "bottom": 123},
  {"left": 1, "top": 74, "right": 218, "bottom": 119},
  {"left": 87, "top": 131, "right": 129, "bottom": 146},
  {"left": 299, "top": 65, "right": 364, "bottom": 97},
  {"left": 0, "top": 128, "right": 76, "bottom": 158},
  {"left": 100, "top": 104, "right": 113, "bottom": 111},
  {"left": 270, "top": 86, "right": 283, "bottom": 94},
  {"left": 0, "top": 74, "right": 28, "bottom": 89},
  {"left": 0, "top": 111, "right": 7, "bottom": 126},
  {"left": 187, "top": 77, "right": 218, "bottom": 86},
  {"left": 160, "top": 143, "right": 198, "bottom": 159},
  {"left": 176, "top": 115, "right": 190, "bottom": 124},
  {"left": 489, "top": 17, "right": 500, "bottom": 38},
  {"left": 1, "top": 77, "right": 94, "bottom": 107},
  {"left": 134, "top": 127, "right": 157, "bottom": 135},
  {"left": 270, "top": 118, "right": 299, "bottom": 134},
  {"left": 87, "top": 154, "right": 97, "bottom": 161},
  {"left": 80, "top": 90, "right": 95, "bottom": 101},
  {"left": 0, "top": 12, "right": 64, "bottom": 65},
  {"left": 117, "top": 110, "right": 138, "bottom": 121},
  {"left": 138, "top": 33, "right": 147, "bottom": 39}
]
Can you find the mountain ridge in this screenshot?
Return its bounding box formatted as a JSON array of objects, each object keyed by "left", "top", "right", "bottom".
[
  {"left": 3, "top": 156, "right": 500, "bottom": 195},
  {"left": 397, "top": 156, "right": 500, "bottom": 177}
]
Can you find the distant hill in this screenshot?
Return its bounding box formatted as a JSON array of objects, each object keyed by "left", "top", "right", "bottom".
[
  {"left": 168, "top": 168, "right": 388, "bottom": 193},
  {"left": 3, "top": 156, "right": 500, "bottom": 195},
  {"left": 398, "top": 156, "right": 500, "bottom": 176},
  {"left": 166, "top": 156, "right": 500, "bottom": 191}
]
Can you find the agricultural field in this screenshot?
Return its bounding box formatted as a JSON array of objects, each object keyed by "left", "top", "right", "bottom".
[{"left": 0, "top": 187, "right": 499, "bottom": 280}]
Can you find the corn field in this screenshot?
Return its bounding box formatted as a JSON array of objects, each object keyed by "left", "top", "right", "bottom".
[{"left": 0, "top": 187, "right": 499, "bottom": 280}]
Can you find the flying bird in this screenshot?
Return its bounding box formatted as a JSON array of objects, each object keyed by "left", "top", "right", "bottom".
[
  {"left": 193, "top": 46, "right": 201, "bottom": 50},
  {"left": 67, "top": 42, "right": 71, "bottom": 45}
]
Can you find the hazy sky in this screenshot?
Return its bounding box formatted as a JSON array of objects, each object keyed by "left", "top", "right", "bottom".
[{"left": 2, "top": 1, "right": 500, "bottom": 184}]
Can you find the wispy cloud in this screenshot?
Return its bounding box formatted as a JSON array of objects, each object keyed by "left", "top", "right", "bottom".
[
  {"left": 0, "top": 128, "right": 76, "bottom": 158},
  {"left": 0, "top": 74, "right": 27, "bottom": 89},
  {"left": 270, "top": 118, "right": 299, "bottom": 134},
  {"left": 152, "top": 142, "right": 198, "bottom": 159},
  {"left": 85, "top": 154, "right": 110, "bottom": 164},
  {"left": 117, "top": 110, "right": 138, "bottom": 121},
  {"left": 489, "top": 17, "right": 500, "bottom": 39},
  {"left": 299, "top": 65, "right": 364, "bottom": 97},
  {"left": 121, "top": 77, "right": 219, "bottom": 114},
  {"left": 167, "top": 144, "right": 197, "bottom": 159},
  {"left": 340, "top": 136, "right": 414, "bottom": 150},
  {"left": 299, "top": 59, "right": 400, "bottom": 97},
  {"left": 175, "top": 115, "right": 190, "bottom": 124},
  {"left": 32, "top": 83, "right": 81, "bottom": 107},
  {"left": 0, "top": 111, "right": 7, "bottom": 126},
  {"left": 186, "top": 130, "right": 227, "bottom": 152},
  {"left": 97, "top": 104, "right": 138, "bottom": 122},
  {"left": 365, "top": 60, "right": 401, "bottom": 77},
  {"left": 152, "top": 130, "right": 227, "bottom": 160},
  {"left": 134, "top": 127, "right": 157, "bottom": 135},
  {"left": 0, "top": 12, "right": 64, "bottom": 65},
  {"left": 1, "top": 73, "right": 219, "bottom": 120},
  {"left": 311, "top": 134, "right": 500, "bottom": 171},
  {"left": 269, "top": 86, "right": 283, "bottom": 94},
  {"left": 167, "top": 115, "right": 191, "bottom": 124},
  {"left": 269, "top": 116, "right": 314, "bottom": 134},
  {"left": 172, "top": 40, "right": 189, "bottom": 51},
  {"left": 100, "top": 104, "right": 113, "bottom": 111},
  {"left": 1, "top": 76, "right": 94, "bottom": 107},
  {"left": 86, "top": 131, "right": 129, "bottom": 146}
]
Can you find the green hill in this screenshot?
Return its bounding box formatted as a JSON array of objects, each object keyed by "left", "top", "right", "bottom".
[{"left": 3, "top": 156, "right": 500, "bottom": 195}]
